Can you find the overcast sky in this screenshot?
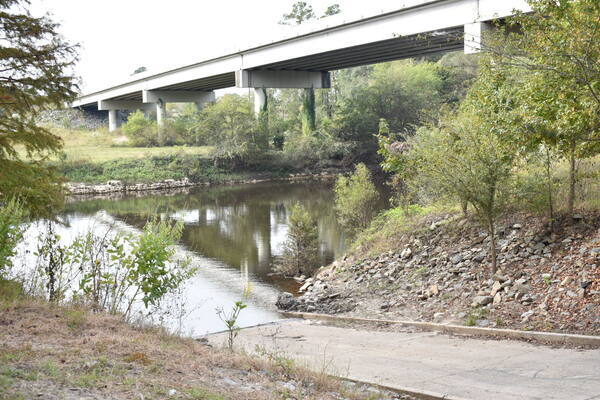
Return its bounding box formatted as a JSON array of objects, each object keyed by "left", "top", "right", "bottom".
[{"left": 30, "top": 0, "right": 404, "bottom": 93}]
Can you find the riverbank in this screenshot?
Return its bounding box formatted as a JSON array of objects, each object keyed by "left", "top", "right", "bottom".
[
  {"left": 0, "top": 293, "right": 414, "bottom": 400},
  {"left": 66, "top": 170, "right": 343, "bottom": 196},
  {"left": 277, "top": 210, "right": 600, "bottom": 336}
]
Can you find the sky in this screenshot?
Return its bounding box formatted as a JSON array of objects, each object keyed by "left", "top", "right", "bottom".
[{"left": 29, "top": 0, "right": 403, "bottom": 94}]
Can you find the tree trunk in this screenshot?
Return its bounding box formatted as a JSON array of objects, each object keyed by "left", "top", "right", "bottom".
[
  {"left": 461, "top": 200, "right": 468, "bottom": 217},
  {"left": 567, "top": 146, "right": 577, "bottom": 219},
  {"left": 545, "top": 147, "right": 554, "bottom": 232},
  {"left": 488, "top": 218, "right": 497, "bottom": 275}
]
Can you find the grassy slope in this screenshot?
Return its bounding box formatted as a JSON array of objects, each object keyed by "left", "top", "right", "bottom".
[
  {"left": 36, "top": 127, "right": 299, "bottom": 185},
  {"left": 0, "top": 290, "right": 399, "bottom": 400},
  {"left": 50, "top": 127, "right": 213, "bottom": 163}
]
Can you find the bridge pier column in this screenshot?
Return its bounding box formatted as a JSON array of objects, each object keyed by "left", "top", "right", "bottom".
[
  {"left": 156, "top": 101, "right": 166, "bottom": 127},
  {"left": 253, "top": 88, "right": 267, "bottom": 115},
  {"left": 108, "top": 110, "right": 118, "bottom": 132},
  {"left": 236, "top": 70, "right": 331, "bottom": 116},
  {"left": 464, "top": 22, "right": 493, "bottom": 54}
]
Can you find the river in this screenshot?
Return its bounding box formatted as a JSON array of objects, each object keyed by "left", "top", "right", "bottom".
[{"left": 18, "top": 180, "right": 384, "bottom": 336}]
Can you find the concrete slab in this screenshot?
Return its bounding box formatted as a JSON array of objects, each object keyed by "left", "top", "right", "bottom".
[{"left": 207, "top": 319, "right": 600, "bottom": 400}]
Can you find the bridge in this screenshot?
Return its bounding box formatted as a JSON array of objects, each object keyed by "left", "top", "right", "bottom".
[{"left": 72, "top": 0, "right": 531, "bottom": 131}]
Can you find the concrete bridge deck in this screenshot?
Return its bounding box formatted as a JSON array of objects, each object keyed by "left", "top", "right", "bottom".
[{"left": 72, "top": 0, "right": 531, "bottom": 131}]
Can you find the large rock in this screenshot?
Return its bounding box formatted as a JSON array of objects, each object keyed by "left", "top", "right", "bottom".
[
  {"left": 471, "top": 296, "right": 493, "bottom": 307},
  {"left": 276, "top": 292, "right": 298, "bottom": 310}
]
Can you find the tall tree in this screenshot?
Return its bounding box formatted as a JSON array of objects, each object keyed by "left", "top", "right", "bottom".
[
  {"left": 489, "top": 0, "right": 600, "bottom": 217},
  {"left": 0, "top": 0, "right": 78, "bottom": 216}
]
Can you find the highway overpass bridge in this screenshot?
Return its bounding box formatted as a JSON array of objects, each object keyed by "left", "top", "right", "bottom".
[{"left": 72, "top": 0, "right": 531, "bottom": 131}]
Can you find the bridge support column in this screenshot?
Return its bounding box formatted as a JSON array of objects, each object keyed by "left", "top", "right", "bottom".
[
  {"left": 156, "top": 101, "right": 166, "bottom": 128},
  {"left": 236, "top": 70, "right": 331, "bottom": 116},
  {"left": 253, "top": 88, "right": 267, "bottom": 115},
  {"left": 98, "top": 100, "right": 154, "bottom": 132},
  {"left": 108, "top": 110, "right": 118, "bottom": 132},
  {"left": 464, "top": 22, "right": 493, "bottom": 54}
]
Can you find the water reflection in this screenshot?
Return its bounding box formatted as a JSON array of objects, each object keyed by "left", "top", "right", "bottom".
[
  {"left": 66, "top": 181, "right": 349, "bottom": 290},
  {"left": 58, "top": 181, "right": 386, "bottom": 334}
]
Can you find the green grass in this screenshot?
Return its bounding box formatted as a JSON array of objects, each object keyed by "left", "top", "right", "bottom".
[
  {"left": 18, "top": 127, "right": 213, "bottom": 163},
  {"left": 56, "top": 127, "right": 213, "bottom": 163}
]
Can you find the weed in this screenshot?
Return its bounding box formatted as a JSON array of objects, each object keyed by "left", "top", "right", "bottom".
[
  {"left": 41, "top": 361, "right": 61, "bottom": 378},
  {"left": 543, "top": 275, "right": 552, "bottom": 285},
  {"left": 216, "top": 301, "right": 247, "bottom": 350},
  {"left": 188, "top": 387, "right": 226, "bottom": 400},
  {"left": 123, "top": 352, "right": 152, "bottom": 366},
  {"left": 0, "top": 367, "right": 37, "bottom": 381},
  {"left": 465, "top": 315, "right": 477, "bottom": 326},
  {"left": 64, "top": 309, "right": 86, "bottom": 330},
  {"left": 465, "top": 307, "right": 489, "bottom": 326}
]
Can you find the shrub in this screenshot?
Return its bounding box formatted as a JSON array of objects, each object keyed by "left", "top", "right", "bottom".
[
  {"left": 0, "top": 199, "right": 25, "bottom": 278},
  {"left": 194, "top": 94, "right": 263, "bottom": 168},
  {"left": 334, "top": 163, "right": 380, "bottom": 234},
  {"left": 121, "top": 110, "right": 158, "bottom": 147},
  {"left": 275, "top": 203, "right": 320, "bottom": 277},
  {"left": 34, "top": 218, "right": 194, "bottom": 317},
  {"left": 282, "top": 133, "right": 356, "bottom": 169}
]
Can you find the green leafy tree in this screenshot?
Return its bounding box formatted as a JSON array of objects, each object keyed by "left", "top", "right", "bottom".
[
  {"left": 333, "top": 60, "right": 446, "bottom": 143},
  {"left": 334, "top": 163, "right": 380, "bottom": 234},
  {"left": 195, "top": 94, "right": 261, "bottom": 168},
  {"left": 405, "top": 66, "right": 523, "bottom": 274},
  {"left": 121, "top": 110, "right": 158, "bottom": 146},
  {"left": 0, "top": 0, "right": 78, "bottom": 216},
  {"left": 275, "top": 203, "right": 319, "bottom": 277},
  {"left": 490, "top": 0, "right": 600, "bottom": 216}
]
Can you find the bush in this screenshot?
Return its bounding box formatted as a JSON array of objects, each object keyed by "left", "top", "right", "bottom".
[
  {"left": 34, "top": 218, "right": 194, "bottom": 317},
  {"left": 0, "top": 199, "right": 25, "bottom": 277},
  {"left": 194, "top": 95, "right": 264, "bottom": 168},
  {"left": 274, "top": 203, "right": 320, "bottom": 277},
  {"left": 334, "top": 163, "right": 380, "bottom": 234},
  {"left": 121, "top": 111, "right": 159, "bottom": 147},
  {"left": 282, "top": 133, "right": 356, "bottom": 169}
]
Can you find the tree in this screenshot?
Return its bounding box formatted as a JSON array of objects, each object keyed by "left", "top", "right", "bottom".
[
  {"left": 488, "top": 0, "right": 600, "bottom": 217},
  {"left": 333, "top": 60, "right": 446, "bottom": 143},
  {"left": 0, "top": 198, "right": 24, "bottom": 277},
  {"left": 322, "top": 4, "right": 341, "bottom": 17},
  {"left": 279, "top": 1, "right": 315, "bottom": 25},
  {"left": 403, "top": 64, "right": 523, "bottom": 275},
  {"left": 195, "top": 94, "right": 260, "bottom": 168},
  {"left": 0, "top": 0, "right": 78, "bottom": 216},
  {"left": 279, "top": 2, "right": 342, "bottom": 135},
  {"left": 131, "top": 66, "right": 147, "bottom": 75},
  {"left": 301, "top": 87, "right": 316, "bottom": 135},
  {"left": 121, "top": 110, "right": 158, "bottom": 147},
  {"left": 334, "top": 163, "right": 380, "bottom": 234},
  {"left": 275, "top": 203, "right": 320, "bottom": 277}
]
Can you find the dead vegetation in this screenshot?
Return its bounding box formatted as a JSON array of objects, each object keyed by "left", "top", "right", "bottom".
[{"left": 0, "top": 294, "right": 412, "bottom": 400}]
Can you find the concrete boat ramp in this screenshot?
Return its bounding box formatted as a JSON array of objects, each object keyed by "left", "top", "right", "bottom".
[{"left": 207, "top": 318, "right": 600, "bottom": 400}]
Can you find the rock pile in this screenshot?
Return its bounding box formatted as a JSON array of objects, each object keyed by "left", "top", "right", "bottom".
[
  {"left": 37, "top": 109, "right": 107, "bottom": 131},
  {"left": 67, "top": 178, "right": 193, "bottom": 195},
  {"left": 277, "top": 213, "right": 600, "bottom": 335}
]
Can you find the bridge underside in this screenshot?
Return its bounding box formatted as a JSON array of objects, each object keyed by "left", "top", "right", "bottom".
[{"left": 103, "top": 27, "right": 464, "bottom": 103}]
